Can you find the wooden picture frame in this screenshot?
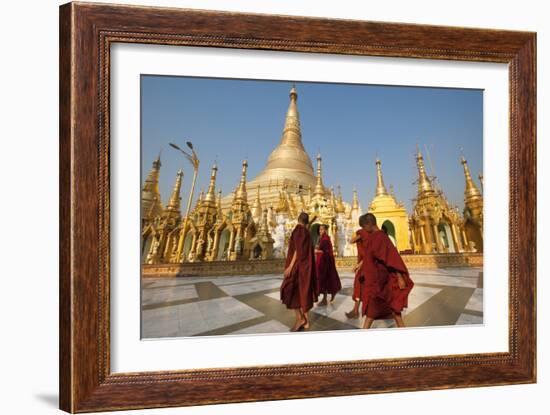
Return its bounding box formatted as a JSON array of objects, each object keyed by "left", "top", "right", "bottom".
[{"left": 59, "top": 2, "right": 536, "bottom": 412}]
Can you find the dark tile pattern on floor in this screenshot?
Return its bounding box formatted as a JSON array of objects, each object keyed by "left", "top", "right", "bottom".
[{"left": 141, "top": 267, "right": 483, "bottom": 338}]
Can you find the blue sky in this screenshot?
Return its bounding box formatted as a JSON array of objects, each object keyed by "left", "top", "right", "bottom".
[{"left": 141, "top": 75, "right": 483, "bottom": 213}]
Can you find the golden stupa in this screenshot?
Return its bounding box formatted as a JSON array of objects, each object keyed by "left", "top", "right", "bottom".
[
  {"left": 221, "top": 85, "right": 318, "bottom": 210},
  {"left": 367, "top": 159, "right": 412, "bottom": 253}
]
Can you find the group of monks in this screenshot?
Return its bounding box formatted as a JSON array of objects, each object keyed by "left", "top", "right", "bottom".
[{"left": 280, "top": 212, "right": 414, "bottom": 332}]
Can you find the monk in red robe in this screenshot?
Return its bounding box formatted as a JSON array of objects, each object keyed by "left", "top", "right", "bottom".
[
  {"left": 353, "top": 213, "right": 414, "bottom": 329},
  {"left": 345, "top": 229, "right": 367, "bottom": 319},
  {"left": 280, "top": 212, "right": 319, "bottom": 331},
  {"left": 314, "top": 224, "right": 342, "bottom": 306}
]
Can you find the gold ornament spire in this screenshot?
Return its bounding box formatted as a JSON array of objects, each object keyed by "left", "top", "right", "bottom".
[
  {"left": 461, "top": 156, "right": 482, "bottom": 200},
  {"left": 142, "top": 154, "right": 163, "bottom": 217},
  {"left": 234, "top": 160, "right": 248, "bottom": 201},
  {"left": 336, "top": 185, "right": 346, "bottom": 213},
  {"left": 203, "top": 164, "right": 218, "bottom": 204},
  {"left": 281, "top": 85, "right": 302, "bottom": 147},
  {"left": 251, "top": 185, "right": 263, "bottom": 220},
  {"left": 165, "top": 169, "right": 183, "bottom": 212},
  {"left": 416, "top": 148, "right": 434, "bottom": 194},
  {"left": 375, "top": 159, "right": 388, "bottom": 196},
  {"left": 329, "top": 186, "right": 336, "bottom": 213},
  {"left": 314, "top": 153, "right": 326, "bottom": 197},
  {"left": 197, "top": 189, "right": 204, "bottom": 208},
  {"left": 216, "top": 189, "right": 223, "bottom": 217},
  {"left": 352, "top": 188, "right": 359, "bottom": 210}
]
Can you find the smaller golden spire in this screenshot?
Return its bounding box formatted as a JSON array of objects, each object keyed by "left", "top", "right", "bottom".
[
  {"left": 314, "top": 153, "right": 325, "bottom": 197},
  {"left": 352, "top": 188, "right": 359, "bottom": 210},
  {"left": 203, "top": 163, "right": 218, "bottom": 203},
  {"left": 329, "top": 186, "right": 336, "bottom": 213},
  {"left": 461, "top": 155, "right": 482, "bottom": 200},
  {"left": 375, "top": 159, "right": 388, "bottom": 196},
  {"left": 197, "top": 189, "right": 204, "bottom": 207},
  {"left": 416, "top": 148, "right": 434, "bottom": 194},
  {"left": 251, "top": 185, "right": 262, "bottom": 220},
  {"left": 233, "top": 160, "right": 248, "bottom": 201},
  {"left": 165, "top": 169, "right": 183, "bottom": 212},
  {"left": 336, "top": 185, "right": 346, "bottom": 213},
  {"left": 216, "top": 189, "right": 223, "bottom": 216}
]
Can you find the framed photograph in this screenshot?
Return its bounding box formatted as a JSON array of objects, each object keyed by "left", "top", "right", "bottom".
[{"left": 59, "top": 2, "right": 536, "bottom": 412}]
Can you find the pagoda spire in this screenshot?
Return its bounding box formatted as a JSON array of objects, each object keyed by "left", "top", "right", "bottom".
[
  {"left": 141, "top": 154, "right": 163, "bottom": 214},
  {"left": 203, "top": 163, "right": 218, "bottom": 204},
  {"left": 336, "top": 185, "right": 346, "bottom": 213},
  {"left": 461, "top": 155, "right": 482, "bottom": 200},
  {"left": 375, "top": 159, "right": 388, "bottom": 196},
  {"left": 280, "top": 84, "right": 303, "bottom": 148},
  {"left": 243, "top": 84, "right": 316, "bottom": 197},
  {"left": 415, "top": 148, "right": 434, "bottom": 195},
  {"left": 165, "top": 169, "right": 183, "bottom": 212},
  {"left": 313, "top": 153, "right": 326, "bottom": 197},
  {"left": 233, "top": 160, "right": 248, "bottom": 202},
  {"left": 352, "top": 188, "right": 359, "bottom": 210},
  {"left": 216, "top": 189, "right": 223, "bottom": 218},
  {"left": 251, "top": 185, "right": 263, "bottom": 220}
]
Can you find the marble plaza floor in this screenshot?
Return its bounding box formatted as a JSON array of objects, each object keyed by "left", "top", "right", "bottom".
[{"left": 141, "top": 267, "right": 483, "bottom": 338}]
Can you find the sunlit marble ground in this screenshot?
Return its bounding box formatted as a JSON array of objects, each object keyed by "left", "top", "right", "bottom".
[{"left": 141, "top": 267, "right": 483, "bottom": 338}]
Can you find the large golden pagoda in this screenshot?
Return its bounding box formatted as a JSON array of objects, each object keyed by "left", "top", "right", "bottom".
[
  {"left": 221, "top": 85, "right": 318, "bottom": 210},
  {"left": 368, "top": 159, "right": 412, "bottom": 252}
]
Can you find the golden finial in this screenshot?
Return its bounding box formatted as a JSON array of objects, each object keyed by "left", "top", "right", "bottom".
[
  {"left": 203, "top": 163, "right": 218, "bottom": 203},
  {"left": 352, "top": 188, "right": 359, "bottom": 210},
  {"left": 233, "top": 160, "right": 248, "bottom": 201},
  {"left": 166, "top": 169, "right": 184, "bottom": 212},
  {"left": 375, "top": 158, "right": 388, "bottom": 196},
  {"left": 314, "top": 152, "right": 325, "bottom": 197},
  {"left": 415, "top": 147, "right": 434, "bottom": 194},
  {"left": 289, "top": 83, "right": 298, "bottom": 100},
  {"left": 461, "top": 154, "right": 482, "bottom": 200},
  {"left": 251, "top": 185, "right": 262, "bottom": 220}
]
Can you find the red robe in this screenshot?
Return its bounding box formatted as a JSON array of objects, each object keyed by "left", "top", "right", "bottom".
[
  {"left": 280, "top": 224, "right": 319, "bottom": 311},
  {"left": 352, "top": 230, "right": 367, "bottom": 301},
  {"left": 357, "top": 229, "right": 414, "bottom": 319},
  {"left": 315, "top": 233, "right": 342, "bottom": 296}
]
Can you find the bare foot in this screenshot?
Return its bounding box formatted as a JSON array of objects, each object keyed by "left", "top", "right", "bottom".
[
  {"left": 290, "top": 318, "right": 306, "bottom": 332},
  {"left": 330, "top": 294, "right": 336, "bottom": 303},
  {"left": 345, "top": 310, "right": 359, "bottom": 319},
  {"left": 318, "top": 298, "right": 328, "bottom": 307}
]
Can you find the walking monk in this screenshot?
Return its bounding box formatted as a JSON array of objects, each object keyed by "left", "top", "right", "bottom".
[
  {"left": 345, "top": 228, "right": 367, "bottom": 319},
  {"left": 353, "top": 213, "right": 414, "bottom": 329},
  {"left": 280, "top": 212, "right": 319, "bottom": 331},
  {"left": 314, "top": 224, "right": 342, "bottom": 306}
]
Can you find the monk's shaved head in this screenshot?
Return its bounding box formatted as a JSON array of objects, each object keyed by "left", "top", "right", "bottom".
[
  {"left": 359, "top": 213, "right": 377, "bottom": 227},
  {"left": 298, "top": 212, "right": 309, "bottom": 225}
]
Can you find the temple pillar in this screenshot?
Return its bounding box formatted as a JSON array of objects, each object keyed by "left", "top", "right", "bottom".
[
  {"left": 461, "top": 228, "right": 470, "bottom": 252},
  {"left": 419, "top": 225, "right": 427, "bottom": 254},
  {"left": 410, "top": 229, "right": 417, "bottom": 253},
  {"left": 451, "top": 224, "right": 463, "bottom": 252},
  {"left": 432, "top": 223, "right": 443, "bottom": 253},
  {"left": 189, "top": 232, "right": 197, "bottom": 261},
  {"left": 211, "top": 230, "right": 220, "bottom": 261},
  {"left": 228, "top": 228, "right": 236, "bottom": 260}
]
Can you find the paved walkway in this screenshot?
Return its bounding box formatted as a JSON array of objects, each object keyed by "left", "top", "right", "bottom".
[{"left": 141, "top": 267, "right": 483, "bottom": 338}]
